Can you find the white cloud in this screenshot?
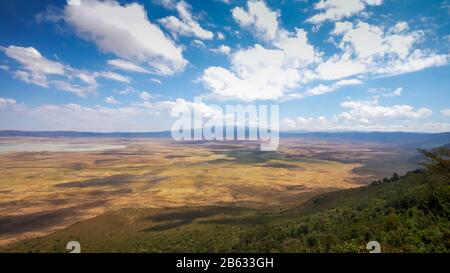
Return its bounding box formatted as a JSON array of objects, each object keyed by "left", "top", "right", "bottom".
[
  {"left": 150, "top": 78, "right": 162, "bottom": 85},
  {"left": 2, "top": 45, "right": 130, "bottom": 96},
  {"left": 204, "top": 1, "right": 423, "bottom": 102},
  {"left": 232, "top": 0, "right": 280, "bottom": 41},
  {"left": 282, "top": 117, "right": 297, "bottom": 128},
  {"left": 274, "top": 29, "right": 318, "bottom": 68},
  {"left": 374, "top": 49, "right": 449, "bottom": 77},
  {"left": 51, "top": 80, "right": 96, "bottom": 96},
  {"left": 307, "top": 0, "right": 383, "bottom": 25},
  {"left": 139, "top": 91, "right": 152, "bottom": 101},
  {"left": 114, "top": 86, "right": 135, "bottom": 95},
  {"left": 385, "top": 87, "right": 402, "bottom": 97},
  {"left": 158, "top": 1, "right": 214, "bottom": 40},
  {"left": 315, "top": 54, "right": 366, "bottom": 80},
  {"left": 303, "top": 78, "right": 362, "bottom": 97},
  {"left": 4, "top": 45, "right": 65, "bottom": 87},
  {"left": 212, "top": 45, "right": 232, "bottom": 55},
  {"left": 338, "top": 99, "right": 432, "bottom": 123},
  {"left": 281, "top": 99, "right": 445, "bottom": 132},
  {"left": 304, "top": 84, "right": 334, "bottom": 96},
  {"left": 159, "top": 16, "right": 213, "bottom": 40},
  {"left": 390, "top": 22, "right": 409, "bottom": 34},
  {"left": 105, "top": 96, "right": 120, "bottom": 104},
  {"left": 334, "top": 78, "right": 363, "bottom": 87},
  {"left": 368, "top": 87, "right": 403, "bottom": 97},
  {"left": 201, "top": 44, "right": 304, "bottom": 101},
  {"left": 0, "top": 97, "right": 229, "bottom": 132},
  {"left": 0, "top": 97, "right": 17, "bottom": 108},
  {"left": 282, "top": 115, "right": 450, "bottom": 132},
  {"left": 13, "top": 70, "right": 49, "bottom": 88},
  {"left": 107, "top": 59, "right": 150, "bottom": 74},
  {"left": 333, "top": 21, "right": 420, "bottom": 59},
  {"left": 67, "top": 0, "right": 81, "bottom": 6},
  {"left": 165, "top": 98, "right": 223, "bottom": 119},
  {"left": 442, "top": 109, "right": 450, "bottom": 117},
  {"left": 64, "top": 0, "right": 187, "bottom": 75},
  {"left": 281, "top": 116, "right": 329, "bottom": 131},
  {"left": 217, "top": 32, "right": 225, "bottom": 40},
  {"left": 95, "top": 71, "right": 130, "bottom": 83},
  {"left": 192, "top": 39, "right": 207, "bottom": 49},
  {"left": 316, "top": 21, "right": 449, "bottom": 81},
  {"left": 152, "top": 0, "right": 176, "bottom": 9},
  {"left": 21, "top": 103, "right": 158, "bottom": 132},
  {"left": 200, "top": 27, "right": 319, "bottom": 101}
]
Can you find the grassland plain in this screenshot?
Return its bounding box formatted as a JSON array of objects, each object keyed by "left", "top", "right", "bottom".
[
  {"left": 2, "top": 159, "right": 448, "bottom": 253},
  {"left": 0, "top": 137, "right": 422, "bottom": 249}
]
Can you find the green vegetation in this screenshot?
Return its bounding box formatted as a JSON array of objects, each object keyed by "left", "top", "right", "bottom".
[
  {"left": 1, "top": 148, "right": 449, "bottom": 253},
  {"left": 235, "top": 170, "right": 449, "bottom": 252},
  {"left": 233, "top": 148, "right": 449, "bottom": 253}
]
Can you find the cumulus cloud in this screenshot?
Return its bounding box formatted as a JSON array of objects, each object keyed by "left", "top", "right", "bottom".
[
  {"left": 282, "top": 115, "right": 450, "bottom": 132},
  {"left": 307, "top": 0, "right": 383, "bottom": 25},
  {"left": 139, "top": 91, "right": 152, "bottom": 101},
  {"left": 105, "top": 96, "right": 120, "bottom": 104},
  {"left": 158, "top": 1, "right": 214, "bottom": 40},
  {"left": 315, "top": 54, "right": 366, "bottom": 80},
  {"left": 316, "top": 21, "right": 450, "bottom": 80},
  {"left": 390, "top": 21, "right": 409, "bottom": 34},
  {"left": 304, "top": 79, "right": 362, "bottom": 96},
  {"left": 281, "top": 99, "right": 444, "bottom": 132},
  {"left": 64, "top": 0, "right": 187, "bottom": 75},
  {"left": 4, "top": 45, "right": 65, "bottom": 87},
  {"left": 164, "top": 98, "right": 224, "bottom": 120},
  {"left": 201, "top": 43, "right": 306, "bottom": 101},
  {"left": 442, "top": 109, "right": 450, "bottom": 117},
  {"left": 2, "top": 45, "right": 129, "bottom": 96},
  {"left": 201, "top": 1, "right": 448, "bottom": 103},
  {"left": 333, "top": 21, "right": 420, "bottom": 59},
  {"left": 0, "top": 97, "right": 18, "bottom": 108},
  {"left": 211, "top": 45, "right": 232, "bottom": 55},
  {"left": 373, "top": 49, "right": 449, "bottom": 77},
  {"left": 338, "top": 99, "right": 432, "bottom": 123},
  {"left": 200, "top": 27, "right": 319, "bottom": 101},
  {"left": 232, "top": 0, "right": 280, "bottom": 41},
  {"left": 0, "top": 96, "right": 218, "bottom": 132}
]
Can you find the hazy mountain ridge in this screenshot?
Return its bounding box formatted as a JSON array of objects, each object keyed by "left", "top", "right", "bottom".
[{"left": 1, "top": 130, "right": 448, "bottom": 149}]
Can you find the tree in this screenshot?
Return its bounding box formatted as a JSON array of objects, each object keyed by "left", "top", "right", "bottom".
[
  {"left": 392, "top": 173, "right": 400, "bottom": 181},
  {"left": 419, "top": 147, "right": 450, "bottom": 176}
]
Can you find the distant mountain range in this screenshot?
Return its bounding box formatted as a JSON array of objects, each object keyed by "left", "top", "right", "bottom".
[
  {"left": 0, "top": 130, "right": 172, "bottom": 138},
  {"left": 0, "top": 130, "right": 449, "bottom": 149},
  {"left": 281, "top": 131, "right": 450, "bottom": 149}
]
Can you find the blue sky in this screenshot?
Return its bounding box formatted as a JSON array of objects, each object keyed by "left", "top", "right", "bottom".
[{"left": 0, "top": 0, "right": 449, "bottom": 132}]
